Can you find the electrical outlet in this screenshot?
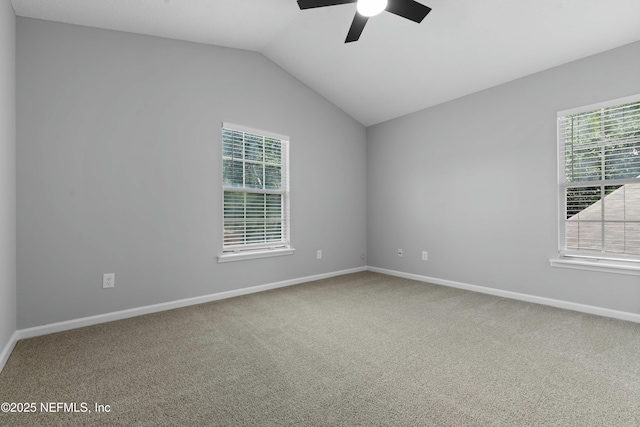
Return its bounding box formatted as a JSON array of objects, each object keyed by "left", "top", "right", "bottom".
[
  {"left": 422, "top": 251, "right": 428, "bottom": 261},
  {"left": 398, "top": 249, "right": 403, "bottom": 257},
  {"left": 317, "top": 250, "right": 322, "bottom": 260},
  {"left": 103, "top": 273, "right": 115, "bottom": 289}
]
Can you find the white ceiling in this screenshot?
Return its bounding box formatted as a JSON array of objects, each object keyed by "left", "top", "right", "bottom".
[{"left": 11, "top": 0, "right": 640, "bottom": 126}]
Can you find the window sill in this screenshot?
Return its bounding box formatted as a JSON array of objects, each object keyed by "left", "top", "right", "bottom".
[
  {"left": 550, "top": 257, "right": 640, "bottom": 276},
  {"left": 218, "top": 247, "right": 295, "bottom": 263}
]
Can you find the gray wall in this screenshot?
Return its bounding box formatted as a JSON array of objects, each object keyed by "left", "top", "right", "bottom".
[
  {"left": 15, "top": 16, "right": 640, "bottom": 331},
  {"left": 367, "top": 41, "right": 640, "bottom": 314},
  {"left": 16, "top": 18, "right": 367, "bottom": 329},
  {"left": 0, "top": 1, "right": 16, "bottom": 350}
]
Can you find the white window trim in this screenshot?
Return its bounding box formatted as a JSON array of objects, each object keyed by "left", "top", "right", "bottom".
[
  {"left": 218, "top": 247, "right": 295, "bottom": 263},
  {"left": 218, "top": 122, "right": 294, "bottom": 263},
  {"left": 550, "top": 257, "right": 640, "bottom": 276},
  {"left": 551, "top": 93, "right": 640, "bottom": 275}
]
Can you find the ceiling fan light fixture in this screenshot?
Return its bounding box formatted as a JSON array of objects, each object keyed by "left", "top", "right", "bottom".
[{"left": 356, "top": 0, "right": 387, "bottom": 17}]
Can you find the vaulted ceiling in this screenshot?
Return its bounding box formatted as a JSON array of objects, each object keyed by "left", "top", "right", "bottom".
[{"left": 11, "top": 0, "right": 640, "bottom": 126}]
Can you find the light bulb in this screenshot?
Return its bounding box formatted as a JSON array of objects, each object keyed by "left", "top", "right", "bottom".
[{"left": 356, "top": 0, "right": 387, "bottom": 17}]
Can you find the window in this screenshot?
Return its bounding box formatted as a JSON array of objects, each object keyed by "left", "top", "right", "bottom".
[
  {"left": 553, "top": 95, "right": 640, "bottom": 274},
  {"left": 218, "top": 123, "right": 293, "bottom": 262}
]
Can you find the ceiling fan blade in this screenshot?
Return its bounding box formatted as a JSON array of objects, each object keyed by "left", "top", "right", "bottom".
[
  {"left": 297, "top": 0, "right": 356, "bottom": 10},
  {"left": 385, "top": 0, "right": 431, "bottom": 23},
  {"left": 345, "top": 12, "right": 369, "bottom": 43}
]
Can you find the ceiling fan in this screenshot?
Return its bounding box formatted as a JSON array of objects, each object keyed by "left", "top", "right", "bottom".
[{"left": 297, "top": 0, "right": 432, "bottom": 43}]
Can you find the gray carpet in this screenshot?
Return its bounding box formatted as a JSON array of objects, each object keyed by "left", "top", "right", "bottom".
[{"left": 1, "top": 272, "right": 640, "bottom": 426}]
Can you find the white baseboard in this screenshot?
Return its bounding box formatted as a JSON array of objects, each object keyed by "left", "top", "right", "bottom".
[
  {"left": 367, "top": 266, "right": 640, "bottom": 324},
  {"left": 17, "top": 266, "right": 367, "bottom": 340},
  {"left": 8, "top": 264, "right": 637, "bottom": 374},
  {"left": 0, "top": 331, "right": 19, "bottom": 374}
]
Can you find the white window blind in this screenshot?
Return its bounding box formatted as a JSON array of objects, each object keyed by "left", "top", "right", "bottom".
[
  {"left": 222, "top": 123, "right": 290, "bottom": 253},
  {"left": 558, "top": 95, "right": 640, "bottom": 262}
]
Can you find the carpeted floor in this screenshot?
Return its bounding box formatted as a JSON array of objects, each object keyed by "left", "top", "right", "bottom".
[{"left": 1, "top": 271, "right": 640, "bottom": 426}]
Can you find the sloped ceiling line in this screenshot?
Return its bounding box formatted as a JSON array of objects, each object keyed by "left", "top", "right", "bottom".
[{"left": 11, "top": 0, "right": 640, "bottom": 126}]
